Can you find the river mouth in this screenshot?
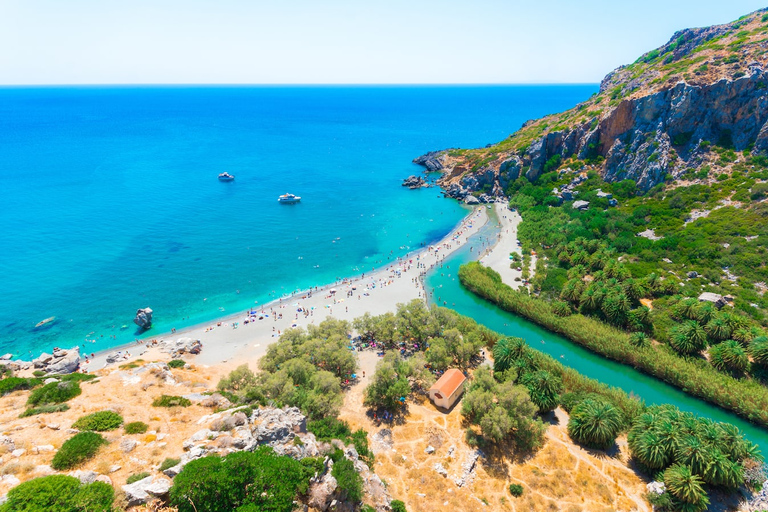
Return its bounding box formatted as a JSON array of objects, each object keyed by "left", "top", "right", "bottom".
[{"left": 425, "top": 207, "right": 768, "bottom": 452}]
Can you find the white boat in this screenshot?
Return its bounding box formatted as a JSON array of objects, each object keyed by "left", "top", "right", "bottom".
[
  {"left": 278, "top": 193, "right": 301, "bottom": 204},
  {"left": 218, "top": 172, "right": 235, "bottom": 182}
]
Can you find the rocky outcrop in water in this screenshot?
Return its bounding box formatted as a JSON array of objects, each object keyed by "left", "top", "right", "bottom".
[
  {"left": 401, "top": 175, "right": 426, "bottom": 188},
  {"left": 134, "top": 307, "right": 153, "bottom": 330}
]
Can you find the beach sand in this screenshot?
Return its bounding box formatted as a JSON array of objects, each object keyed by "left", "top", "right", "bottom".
[
  {"left": 478, "top": 202, "right": 536, "bottom": 287},
  {"left": 81, "top": 206, "right": 490, "bottom": 372}
]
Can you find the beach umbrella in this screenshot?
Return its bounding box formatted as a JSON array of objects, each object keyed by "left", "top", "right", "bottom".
[{"left": 330, "top": 288, "right": 337, "bottom": 294}]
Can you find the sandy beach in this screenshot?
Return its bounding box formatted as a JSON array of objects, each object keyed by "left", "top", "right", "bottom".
[
  {"left": 81, "top": 205, "right": 491, "bottom": 371},
  {"left": 479, "top": 202, "right": 536, "bottom": 287}
]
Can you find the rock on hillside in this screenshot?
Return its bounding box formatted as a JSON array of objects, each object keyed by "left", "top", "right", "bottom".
[{"left": 416, "top": 8, "right": 768, "bottom": 196}]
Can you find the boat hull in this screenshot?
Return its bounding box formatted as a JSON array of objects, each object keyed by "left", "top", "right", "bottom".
[
  {"left": 218, "top": 177, "right": 235, "bottom": 182},
  {"left": 278, "top": 198, "right": 301, "bottom": 204}
]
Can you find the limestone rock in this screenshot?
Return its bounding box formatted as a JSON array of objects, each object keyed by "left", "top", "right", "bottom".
[
  {"left": 163, "top": 463, "right": 185, "bottom": 478},
  {"left": 11, "top": 449, "right": 25, "bottom": 458},
  {"left": 69, "top": 470, "right": 97, "bottom": 484},
  {"left": 401, "top": 175, "right": 426, "bottom": 189},
  {"left": 134, "top": 307, "right": 153, "bottom": 331},
  {"left": 200, "top": 393, "right": 232, "bottom": 409},
  {"left": 425, "top": 445, "right": 435, "bottom": 454},
  {"left": 122, "top": 476, "right": 172, "bottom": 507},
  {"left": 120, "top": 438, "right": 138, "bottom": 453},
  {"left": 46, "top": 347, "right": 80, "bottom": 375},
  {"left": 412, "top": 151, "right": 446, "bottom": 172},
  {"left": 308, "top": 472, "right": 338, "bottom": 511}
]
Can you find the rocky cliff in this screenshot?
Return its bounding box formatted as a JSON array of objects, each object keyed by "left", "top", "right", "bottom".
[{"left": 418, "top": 8, "right": 768, "bottom": 199}]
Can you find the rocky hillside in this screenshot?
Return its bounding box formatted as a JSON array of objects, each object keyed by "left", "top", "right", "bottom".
[{"left": 417, "top": 8, "right": 768, "bottom": 199}]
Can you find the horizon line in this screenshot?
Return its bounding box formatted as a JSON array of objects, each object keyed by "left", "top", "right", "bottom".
[{"left": 0, "top": 82, "right": 601, "bottom": 88}]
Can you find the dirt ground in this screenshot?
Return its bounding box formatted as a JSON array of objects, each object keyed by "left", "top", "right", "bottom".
[
  {"left": 0, "top": 351, "right": 242, "bottom": 502},
  {"left": 339, "top": 351, "right": 650, "bottom": 512}
]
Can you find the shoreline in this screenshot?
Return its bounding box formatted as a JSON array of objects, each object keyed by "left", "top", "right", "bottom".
[{"left": 74, "top": 205, "right": 493, "bottom": 372}]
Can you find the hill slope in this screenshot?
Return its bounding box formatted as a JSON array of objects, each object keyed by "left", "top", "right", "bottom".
[{"left": 417, "top": 8, "right": 768, "bottom": 198}]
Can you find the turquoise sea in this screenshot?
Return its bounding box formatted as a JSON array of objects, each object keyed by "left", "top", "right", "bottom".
[{"left": 0, "top": 85, "right": 597, "bottom": 359}]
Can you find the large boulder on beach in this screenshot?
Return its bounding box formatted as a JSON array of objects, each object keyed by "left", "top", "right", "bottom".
[
  {"left": 134, "top": 308, "right": 153, "bottom": 330},
  {"left": 45, "top": 347, "right": 80, "bottom": 375}
]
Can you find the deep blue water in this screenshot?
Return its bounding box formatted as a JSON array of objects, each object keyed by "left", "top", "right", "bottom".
[{"left": 0, "top": 85, "right": 597, "bottom": 359}]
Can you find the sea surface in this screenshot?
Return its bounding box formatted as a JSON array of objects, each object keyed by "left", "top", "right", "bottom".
[{"left": 0, "top": 85, "right": 597, "bottom": 359}]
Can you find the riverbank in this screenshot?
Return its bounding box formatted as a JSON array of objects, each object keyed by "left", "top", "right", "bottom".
[{"left": 74, "top": 206, "right": 489, "bottom": 373}]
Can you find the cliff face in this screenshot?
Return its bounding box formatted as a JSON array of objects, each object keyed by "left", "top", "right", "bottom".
[{"left": 418, "top": 8, "right": 768, "bottom": 198}]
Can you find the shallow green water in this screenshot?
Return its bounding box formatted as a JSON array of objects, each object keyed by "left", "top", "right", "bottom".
[{"left": 425, "top": 210, "right": 768, "bottom": 453}]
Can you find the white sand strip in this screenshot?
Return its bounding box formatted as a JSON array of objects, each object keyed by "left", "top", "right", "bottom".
[{"left": 82, "top": 206, "right": 489, "bottom": 371}]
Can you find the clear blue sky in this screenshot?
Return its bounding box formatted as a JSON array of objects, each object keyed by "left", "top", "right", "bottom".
[{"left": 1, "top": 0, "right": 766, "bottom": 85}]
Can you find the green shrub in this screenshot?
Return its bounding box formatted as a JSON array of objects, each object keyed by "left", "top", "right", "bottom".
[
  {"left": 169, "top": 447, "right": 312, "bottom": 512},
  {"left": 19, "top": 404, "right": 69, "bottom": 418},
  {"left": 72, "top": 411, "right": 123, "bottom": 431},
  {"left": 32, "top": 370, "right": 46, "bottom": 378},
  {"left": 124, "top": 421, "right": 149, "bottom": 434},
  {"left": 508, "top": 484, "right": 524, "bottom": 497},
  {"left": 50, "top": 432, "right": 108, "bottom": 470},
  {"left": 0, "top": 377, "right": 41, "bottom": 396},
  {"left": 152, "top": 395, "right": 191, "bottom": 408},
  {"left": 0, "top": 475, "right": 113, "bottom": 512},
  {"left": 167, "top": 359, "right": 186, "bottom": 369},
  {"left": 159, "top": 457, "right": 180, "bottom": 472},
  {"left": 126, "top": 472, "right": 150, "bottom": 484},
  {"left": 391, "top": 500, "right": 408, "bottom": 512},
  {"left": 331, "top": 451, "right": 363, "bottom": 502},
  {"left": 27, "top": 381, "right": 81, "bottom": 406}
]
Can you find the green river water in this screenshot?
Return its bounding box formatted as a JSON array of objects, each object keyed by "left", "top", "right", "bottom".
[{"left": 424, "top": 208, "right": 768, "bottom": 453}]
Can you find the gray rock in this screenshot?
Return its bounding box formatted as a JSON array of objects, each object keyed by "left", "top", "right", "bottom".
[
  {"left": 687, "top": 271, "right": 699, "bottom": 278},
  {"left": 134, "top": 307, "right": 153, "bottom": 331},
  {"left": 69, "top": 470, "right": 97, "bottom": 484},
  {"left": 43, "top": 378, "right": 58, "bottom": 385},
  {"left": 46, "top": 348, "right": 80, "bottom": 374},
  {"left": 120, "top": 438, "right": 138, "bottom": 453},
  {"left": 425, "top": 445, "right": 435, "bottom": 454},
  {"left": 163, "top": 462, "right": 185, "bottom": 478},
  {"left": 0, "top": 354, "right": 12, "bottom": 361},
  {"left": 402, "top": 175, "right": 426, "bottom": 189},
  {"left": 308, "top": 470, "right": 337, "bottom": 511},
  {"left": 33, "top": 353, "right": 53, "bottom": 368},
  {"left": 413, "top": 151, "right": 446, "bottom": 172},
  {"left": 433, "top": 462, "right": 448, "bottom": 476},
  {"left": 200, "top": 393, "right": 232, "bottom": 409},
  {"left": 34, "top": 465, "right": 55, "bottom": 475},
  {"left": 122, "top": 476, "right": 172, "bottom": 507},
  {"left": 573, "top": 200, "right": 590, "bottom": 210},
  {"left": 464, "top": 195, "right": 480, "bottom": 205}
]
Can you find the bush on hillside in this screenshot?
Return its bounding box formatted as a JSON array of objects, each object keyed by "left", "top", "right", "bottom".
[
  {"left": 50, "top": 432, "right": 108, "bottom": 470},
  {"left": 27, "top": 381, "right": 81, "bottom": 406},
  {"left": 330, "top": 450, "right": 363, "bottom": 502},
  {"left": 508, "top": 484, "right": 524, "bottom": 497},
  {"left": 0, "top": 475, "right": 113, "bottom": 512},
  {"left": 390, "top": 500, "right": 408, "bottom": 512},
  {"left": 169, "top": 447, "right": 312, "bottom": 512},
  {"left": 167, "top": 359, "right": 185, "bottom": 369},
  {"left": 0, "top": 377, "right": 40, "bottom": 396},
  {"left": 72, "top": 411, "right": 123, "bottom": 431},
  {"left": 124, "top": 421, "right": 149, "bottom": 434},
  {"left": 152, "top": 395, "right": 191, "bottom": 408},
  {"left": 19, "top": 404, "right": 69, "bottom": 418}
]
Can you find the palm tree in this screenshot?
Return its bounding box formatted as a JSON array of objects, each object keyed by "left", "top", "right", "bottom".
[
  {"left": 705, "top": 316, "right": 732, "bottom": 342},
  {"left": 701, "top": 449, "right": 744, "bottom": 489},
  {"left": 670, "top": 321, "right": 708, "bottom": 355},
  {"left": 492, "top": 336, "right": 527, "bottom": 373},
  {"left": 749, "top": 336, "right": 768, "bottom": 366},
  {"left": 693, "top": 302, "right": 715, "bottom": 325},
  {"left": 579, "top": 287, "right": 601, "bottom": 312},
  {"left": 629, "top": 429, "right": 671, "bottom": 470},
  {"left": 674, "top": 435, "right": 711, "bottom": 476},
  {"left": 629, "top": 332, "right": 650, "bottom": 348},
  {"left": 567, "top": 399, "right": 622, "bottom": 450},
  {"left": 663, "top": 464, "right": 709, "bottom": 510},
  {"left": 732, "top": 326, "right": 760, "bottom": 345},
  {"left": 675, "top": 298, "right": 701, "bottom": 321},
  {"left": 709, "top": 340, "right": 749, "bottom": 375},
  {"left": 520, "top": 370, "right": 562, "bottom": 412}
]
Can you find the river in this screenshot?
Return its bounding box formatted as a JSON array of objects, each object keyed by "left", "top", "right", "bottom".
[{"left": 425, "top": 207, "right": 768, "bottom": 453}]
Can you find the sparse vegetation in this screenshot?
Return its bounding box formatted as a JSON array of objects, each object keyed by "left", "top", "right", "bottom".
[
  {"left": 167, "top": 359, "right": 185, "bottom": 369},
  {"left": 126, "top": 472, "right": 150, "bottom": 484},
  {"left": 152, "top": 395, "right": 191, "bottom": 408},
  {"left": 159, "top": 457, "right": 181, "bottom": 472},
  {"left": 72, "top": 411, "right": 123, "bottom": 431},
  {"left": 124, "top": 421, "right": 149, "bottom": 434}
]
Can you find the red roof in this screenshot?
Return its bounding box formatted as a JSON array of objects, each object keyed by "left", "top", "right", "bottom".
[{"left": 429, "top": 368, "right": 466, "bottom": 398}]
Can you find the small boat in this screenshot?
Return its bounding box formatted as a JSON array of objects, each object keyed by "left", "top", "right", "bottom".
[
  {"left": 218, "top": 172, "right": 235, "bottom": 182},
  {"left": 278, "top": 193, "right": 301, "bottom": 204},
  {"left": 34, "top": 316, "right": 56, "bottom": 329}
]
